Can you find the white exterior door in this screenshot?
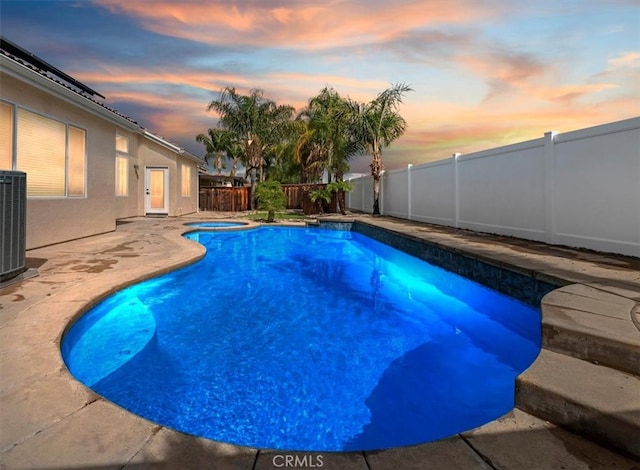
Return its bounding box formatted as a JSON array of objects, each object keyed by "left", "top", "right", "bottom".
[{"left": 145, "top": 167, "right": 169, "bottom": 215}]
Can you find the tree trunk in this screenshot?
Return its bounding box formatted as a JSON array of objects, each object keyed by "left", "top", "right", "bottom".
[
  {"left": 370, "top": 157, "right": 382, "bottom": 215},
  {"left": 372, "top": 177, "right": 380, "bottom": 215},
  {"left": 335, "top": 171, "right": 346, "bottom": 215},
  {"left": 337, "top": 190, "right": 346, "bottom": 215},
  {"left": 249, "top": 167, "right": 257, "bottom": 210}
]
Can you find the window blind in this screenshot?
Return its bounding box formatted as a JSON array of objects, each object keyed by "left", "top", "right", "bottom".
[
  {"left": 115, "top": 155, "right": 128, "bottom": 196},
  {"left": 116, "top": 135, "right": 129, "bottom": 154},
  {"left": 17, "top": 108, "right": 66, "bottom": 197},
  {"left": 68, "top": 126, "right": 86, "bottom": 197},
  {"left": 0, "top": 102, "right": 13, "bottom": 170},
  {"left": 181, "top": 163, "right": 191, "bottom": 197}
]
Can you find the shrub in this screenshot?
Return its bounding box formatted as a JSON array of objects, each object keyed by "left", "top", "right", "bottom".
[
  {"left": 327, "top": 181, "right": 354, "bottom": 215},
  {"left": 255, "top": 180, "right": 287, "bottom": 222},
  {"left": 309, "top": 187, "right": 332, "bottom": 214}
]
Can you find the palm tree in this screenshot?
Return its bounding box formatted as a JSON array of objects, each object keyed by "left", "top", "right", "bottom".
[
  {"left": 225, "top": 137, "right": 243, "bottom": 178},
  {"left": 265, "top": 137, "right": 302, "bottom": 184},
  {"left": 207, "top": 87, "right": 264, "bottom": 199},
  {"left": 327, "top": 180, "right": 353, "bottom": 216},
  {"left": 293, "top": 119, "right": 326, "bottom": 183},
  {"left": 196, "top": 128, "right": 229, "bottom": 175},
  {"left": 298, "top": 87, "right": 354, "bottom": 183},
  {"left": 259, "top": 102, "right": 298, "bottom": 182},
  {"left": 347, "top": 83, "right": 413, "bottom": 215},
  {"left": 207, "top": 87, "right": 294, "bottom": 208}
]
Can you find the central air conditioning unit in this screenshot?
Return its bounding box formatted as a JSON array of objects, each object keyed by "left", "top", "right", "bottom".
[{"left": 0, "top": 170, "right": 27, "bottom": 283}]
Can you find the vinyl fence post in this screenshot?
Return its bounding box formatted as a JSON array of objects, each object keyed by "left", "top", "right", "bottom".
[
  {"left": 407, "top": 164, "right": 413, "bottom": 220},
  {"left": 544, "top": 131, "right": 559, "bottom": 244},
  {"left": 453, "top": 153, "right": 461, "bottom": 228},
  {"left": 380, "top": 170, "right": 385, "bottom": 215}
]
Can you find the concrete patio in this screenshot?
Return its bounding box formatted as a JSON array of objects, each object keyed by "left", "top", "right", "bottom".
[{"left": 1, "top": 214, "right": 638, "bottom": 469}]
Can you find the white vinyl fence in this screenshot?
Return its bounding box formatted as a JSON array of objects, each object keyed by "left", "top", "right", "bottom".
[{"left": 347, "top": 117, "right": 640, "bottom": 257}]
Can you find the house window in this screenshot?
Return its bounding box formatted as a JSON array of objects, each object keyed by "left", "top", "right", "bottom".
[
  {"left": 115, "top": 135, "right": 129, "bottom": 196},
  {"left": 115, "top": 156, "right": 128, "bottom": 196},
  {"left": 116, "top": 134, "right": 129, "bottom": 153},
  {"left": 181, "top": 163, "right": 191, "bottom": 197},
  {"left": 9, "top": 107, "right": 86, "bottom": 197},
  {"left": 0, "top": 102, "right": 13, "bottom": 170},
  {"left": 68, "top": 126, "right": 86, "bottom": 197}
]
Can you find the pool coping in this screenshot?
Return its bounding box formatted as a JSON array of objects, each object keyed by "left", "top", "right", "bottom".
[{"left": 1, "top": 214, "right": 639, "bottom": 469}]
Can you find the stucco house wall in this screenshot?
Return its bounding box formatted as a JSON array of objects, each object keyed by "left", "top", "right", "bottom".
[
  {"left": 0, "top": 71, "right": 132, "bottom": 249},
  {"left": 136, "top": 137, "right": 199, "bottom": 217},
  {"left": 176, "top": 155, "right": 198, "bottom": 216},
  {"left": 1, "top": 41, "right": 203, "bottom": 250},
  {"left": 114, "top": 128, "right": 141, "bottom": 220}
]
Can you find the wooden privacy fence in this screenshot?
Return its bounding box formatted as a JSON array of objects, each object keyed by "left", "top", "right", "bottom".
[
  {"left": 280, "top": 184, "right": 338, "bottom": 214},
  {"left": 199, "top": 187, "right": 251, "bottom": 211},
  {"left": 199, "top": 183, "right": 338, "bottom": 213},
  {"left": 281, "top": 184, "right": 308, "bottom": 209}
]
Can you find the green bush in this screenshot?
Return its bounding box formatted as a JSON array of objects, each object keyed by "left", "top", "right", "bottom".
[
  {"left": 255, "top": 180, "right": 287, "bottom": 222},
  {"left": 309, "top": 187, "right": 332, "bottom": 214},
  {"left": 327, "top": 181, "right": 353, "bottom": 215}
]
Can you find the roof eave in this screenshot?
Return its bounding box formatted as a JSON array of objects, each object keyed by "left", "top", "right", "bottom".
[
  {"left": 2, "top": 52, "right": 206, "bottom": 163},
  {"left": 142, "top": 130, "right": 204, "bottom": 163},
  {"left": 181, "top": 150, "right": 206, "bottom": 164},
  {"left": 143, "top": 130, "right": 183, "bottom": 153},
  {"left": 1, "top": 54, "right": 141, "bottom": 132}
]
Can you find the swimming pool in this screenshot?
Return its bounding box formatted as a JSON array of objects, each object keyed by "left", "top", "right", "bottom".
[{"left": 62, "top": 226, "right": 541, "bottom": 451}]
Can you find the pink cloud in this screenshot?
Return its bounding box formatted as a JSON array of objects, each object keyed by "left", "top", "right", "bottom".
[
  {"left": 92, "top": 0, "right": 502, "bottom": 50},
  {"left": 608, "top": 51, "right": 640, "bottom": 67},
  {"left": 80, "top": 1, "right": 638, "bottom": 171},
  {"left": 271, "top": 7, "right": 294, "bottom": 25},
  {"left": 454, "top": 46, "right": 622, "bottom": 107},
  {"left": 77, "top": 67, "right": 253, "bottom": 97}
]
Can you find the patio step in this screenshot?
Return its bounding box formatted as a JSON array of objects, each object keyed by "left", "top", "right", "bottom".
[
  {"left": 515, "top": 348, "right": 640, "bottom": 459},
  {"left": 540, "top": 284, "right": 640, "bottom": 375}
]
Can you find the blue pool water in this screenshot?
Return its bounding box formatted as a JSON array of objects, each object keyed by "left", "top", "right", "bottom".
[
  {"left": 62, "top": 227, "right": 541, "bottom": 451},
  {"left": 187, "top": 221, "right": 247, "bottom": 228}
]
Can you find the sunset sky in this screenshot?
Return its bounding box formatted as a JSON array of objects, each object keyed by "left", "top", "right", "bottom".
[{"left": 1, "top": 1, "right": 638, "bottom": 173}]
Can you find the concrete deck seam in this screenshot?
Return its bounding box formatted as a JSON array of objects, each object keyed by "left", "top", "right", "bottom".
[
  {"left": 0, "top": 367, "right": 66, "bottom": 398},
  {"left": 0, "top": 395, "right": 101, "bottom": 453},
  {"left": 542, "top": 301, "right": 633, "bottom": 319},
  {"left": 545, "top": 293, "right": 640, "bottom": 341},
  {"left": 577, "top": 282, "right": 640, "bottom": 298},
  {"left": 121, "top": 424, "right": 163, "bottom": 470},
  {"left": 361, "top": 450, "right": 372, "bottom": 469},
  {"left": 251, "top": 449, "right": 261, "bottom": 470},
  {"left": 545, "top": 286, "right": 639, "bottom": 304},
  {"left": 458, "top": 434, "right": 499, "bottom": 470},
  {"left": 633, "top": 304, "right": 640, "bottom": 333}
]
